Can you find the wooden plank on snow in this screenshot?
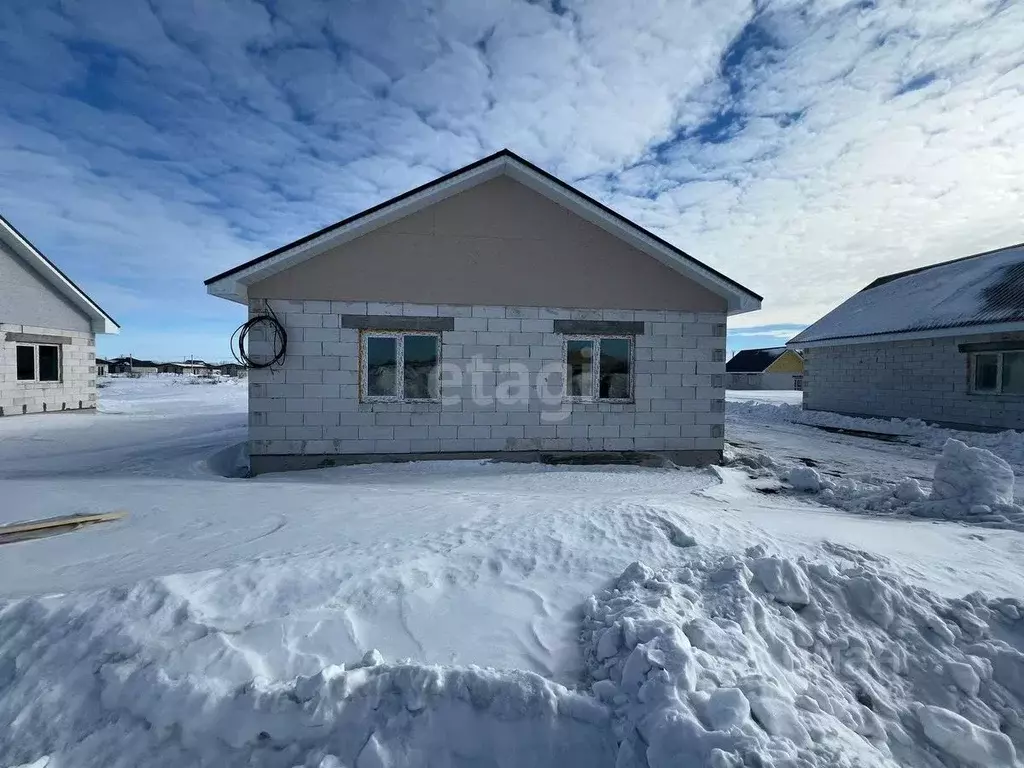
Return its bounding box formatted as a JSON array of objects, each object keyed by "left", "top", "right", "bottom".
[{"left": 0, "top": 511, "right": 126, "bottom": 544}]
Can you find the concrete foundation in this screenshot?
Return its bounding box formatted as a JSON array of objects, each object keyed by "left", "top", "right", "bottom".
[{"left": 249, "top": 449, "right": 723, "bottom": 476}]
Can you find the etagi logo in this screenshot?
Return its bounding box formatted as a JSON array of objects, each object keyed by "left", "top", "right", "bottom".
[{"left": 437, "top": 355, "right": 574, "bottom": 422}]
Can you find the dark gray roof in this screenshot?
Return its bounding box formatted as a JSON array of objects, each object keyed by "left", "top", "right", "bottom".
[
  {"left": 789, "top": 242, "right": 1024, "bottom": 346},
  {"left": 726, "top": 347, "right": 791, "bottom": 373},
  {"left": 110, "top": 356, "right": 160, "bottom": 368}
]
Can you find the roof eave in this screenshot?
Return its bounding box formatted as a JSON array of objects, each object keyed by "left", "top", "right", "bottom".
[
  {"left": 97, "top": 316, "right": 120, "bottom": 334},
  {"left": 206, "top": 279, "right": 248, "bottom": 305},
  {"left": 788, "top": 319, "right": 1024, "bottom": 348},
  {"left": 727, "top": 296, "right": 762, "bottom": 316}
]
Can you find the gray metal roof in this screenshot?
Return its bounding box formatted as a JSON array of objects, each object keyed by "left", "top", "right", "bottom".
[{"left": 789, "top": 242, "right": 1024, "bottom": 346}]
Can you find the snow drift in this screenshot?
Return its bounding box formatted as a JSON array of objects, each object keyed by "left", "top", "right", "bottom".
[
  {"left": 728, "top": 399, "right": 1024, "bottom": 471},
  {"left": 4, "top": 530, "right": 1023, "bottom": 767},
  {"left": 0, "top": 579, "right": 615, "bottom": 768},
  {"left": 778, "top": 439, "right": 1024, "bottom": 531}
]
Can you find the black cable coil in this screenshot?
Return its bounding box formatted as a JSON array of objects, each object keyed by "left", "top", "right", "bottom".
[{"left": 230, "top": 305, "right": 287, "bottom": 369}]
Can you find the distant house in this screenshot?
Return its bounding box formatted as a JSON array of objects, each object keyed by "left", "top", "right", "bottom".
[
  {"left": 788, "top": 242, "right": 1024, "bottom": 430},
  {"left": 158, "top": 360, "right": 211, "bottom": 375},
  {"left": 726, "top": 348, "right": 804, "bottom": 390},
  {"left": 205, "top": 149, "right": 761, "bottom": 474},
  {"left": 108, "top": 356, "right": 159, "bottom": 375},
  {"left": 1, "top": 215, "right": 118, "bottom": 416},
  {"left": 214, "top": 362, "right": 246, "bottom": 377},
  {"left": 96, "top": 358, "right": 110, "bottom": 376}
]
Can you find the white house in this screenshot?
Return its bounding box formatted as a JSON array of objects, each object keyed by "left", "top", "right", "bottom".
[
  {"left": 206, "top": 150, "right": 761, "bottom": 474},
  {"left": 789, "top": 242, "right": 1024, "bottom": 430},
  {"left": 1, "top": 215, "right": 118, "bottom": 416}
]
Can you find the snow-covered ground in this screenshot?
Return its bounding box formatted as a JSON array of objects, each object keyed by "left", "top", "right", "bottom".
[
  {"left": 1, "top": 378, "right": 1023, "bottom": 767},
  {"left": 726, "top": 389, "right": 805, "bottom": 406}
]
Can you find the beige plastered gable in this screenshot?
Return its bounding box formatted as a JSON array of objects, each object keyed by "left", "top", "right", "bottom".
[{"left": 249, "top": 175, "right": 727, "bottom": 312}]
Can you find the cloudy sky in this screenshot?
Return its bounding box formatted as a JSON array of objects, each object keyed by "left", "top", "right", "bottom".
[{"left": 2, "top": 0, "right": 1023, "bottom": 361}]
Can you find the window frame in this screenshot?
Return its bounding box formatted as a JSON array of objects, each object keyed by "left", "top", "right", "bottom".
[
  {"left": 359, "top": 330, "right": 441, "bottom": 403},
  {"left": 562, "top": 334, "right": 634, "bottom": 403},
  {"left": 971, "top": 350, "right": 1024, "bottom": 396},
  {"left": 793, "top": 375, "right": 804, "bottom": 391},
  {"left": 15, "top": 343, "right": 62, "bottom": 383}
]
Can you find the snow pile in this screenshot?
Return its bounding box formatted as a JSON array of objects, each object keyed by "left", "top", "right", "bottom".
[
  {"left": 582, "top": 545, "right": 1024, "bottom": 768},
  {"left": 0, "top": 579, "right": 616, "bottom": 767},
  {"left": 930, "top": 438, "right": 1016, "bottom": 508},
  {"left": 728, "top": 399, "right": 1024, "bottom": 470},
  {"left": 786, "top": 466, "right": 824, "bottom": 492},
  {"left": 910, "top": 440, "right": 1024, "bottom": 529},
  {"left": 727, "top": 399, "right": 906, "bottom": 433},
  {"left": 6, "top": 538, "right": 1024, "bottom": 768},
  {"left": 725, "top": 390, "right": 804, "bottom": 406},
  {"left": 778, "top": 440, "right": 1024, "bottom": 531}
]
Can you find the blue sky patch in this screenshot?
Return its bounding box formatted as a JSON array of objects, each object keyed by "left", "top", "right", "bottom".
[{"left": 0, "top": 0, "right": 1021, "bottom": 361}]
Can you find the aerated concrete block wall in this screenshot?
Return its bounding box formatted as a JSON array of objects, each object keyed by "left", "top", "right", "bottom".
[
  {"left": 760, "top": 372, "right": 801, "bottom": 391},
  {"left": 727, "top": 372, "right": 800, "bottom": 391},
  {"left": 246, "top": 300, "right": 727, "bottom": 472},
  {"left": 804, "top": 334, "right": 1024, "bottom": 430},
  {"left": 0, "top": 323, "right": 97, "bottom": 416}
]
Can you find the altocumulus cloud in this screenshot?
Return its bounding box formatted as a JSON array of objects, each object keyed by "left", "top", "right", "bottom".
[{"left": 1, "top": 0, "right": 1022, "bottom": 359}]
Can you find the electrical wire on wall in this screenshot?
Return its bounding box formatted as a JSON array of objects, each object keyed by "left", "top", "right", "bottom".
[{"left": 231, "top": 303, "right": 287, "bottom": 369}]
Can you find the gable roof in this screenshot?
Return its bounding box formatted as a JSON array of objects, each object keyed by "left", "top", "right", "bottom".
[
  {"left": 0, "top": 214, "right": 119, "bottom": 334},
  {"left": 205, "top": 149, "right": 761, "bottom": 315},
  {"left": 726, "top": 347, "right": 797, "bottom": 373},
  {"left": 110, "top": 356, "right": 159, "bottom": 368},
  {"left": 788, "top": 241, "right": 1024, "bottom": 348}
]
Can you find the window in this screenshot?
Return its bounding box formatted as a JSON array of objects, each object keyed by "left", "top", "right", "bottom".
[
  {"left": 361, "top": 332, "right": 440, "bottom": 401},
  {"left": 793, "top": 375, "right": 803, "bottom": 391},
  {"left": 564, "top": 336, "right": 633, "bottom": 401},
  {"left": 971, "top": 351, "right": 1024, "bottom": 395},
  {"left": 16, "top": 344, "right": 61, "bottom": 382},
  {"left": 39, "top": 346, "right": 60, "bottom": 381},
  {"left": 16, "top": 346, "right": 34, "bottom": 381}
]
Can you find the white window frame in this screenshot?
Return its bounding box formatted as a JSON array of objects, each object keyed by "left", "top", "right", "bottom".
[
  {"left": 15, "top": 343, "right": 62, "bottom": 383},
  {"left": 970, "top": 350, "right": 1024, "bottom": 395},
  {"left": 360, "top": 331, "right": 441, "bottom": 403},
  {"left": 793, "top": 375, "right": 803, "bottom": 391},
  {"left": 562, "top": 334, "right": 634, "bottom": 403}
]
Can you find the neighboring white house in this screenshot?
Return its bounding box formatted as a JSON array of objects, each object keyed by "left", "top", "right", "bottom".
[
  {"left": 206, "top": 150, "right": 761, "bottom": 474},
  {"left": 726, "top": 347, "right": 804, "bottom": 390},
  {"left": 789, "top": 242, "right": 1024, "bottom": 430},
  {"left": 1, "top": 215, "right": 119, "bottom": 416}
]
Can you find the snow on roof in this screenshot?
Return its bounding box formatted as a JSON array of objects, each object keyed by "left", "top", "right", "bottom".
[
  {"left": 789, "top": 242, "right": 1024, "bottom": 346},
  {"left": 726, "top": 347, "right": 793, "bottom": 372}
]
